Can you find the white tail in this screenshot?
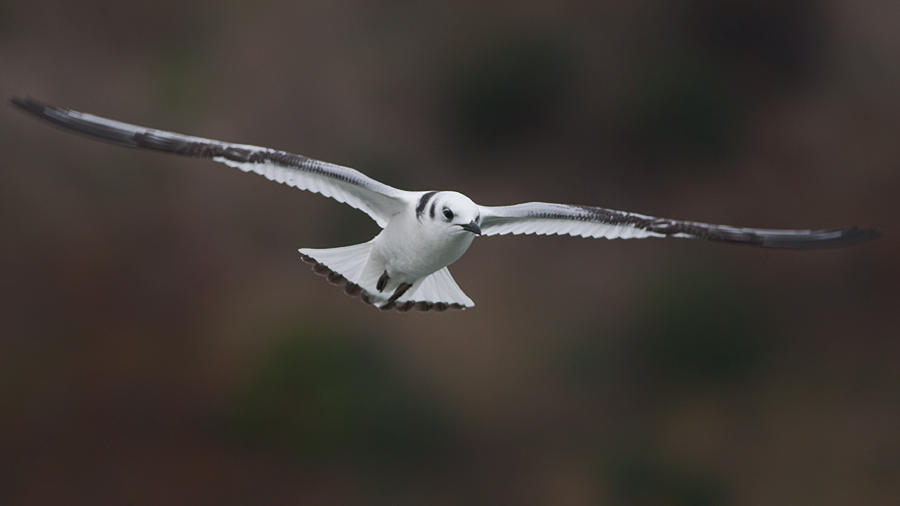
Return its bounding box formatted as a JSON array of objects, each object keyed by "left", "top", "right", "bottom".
[
  {"left": 397, "top": 267, "right": 473, "bottom": 310},
  {"left": 299, "top": 240, "right": 375, "bottom": 286},
  {"left": 299, "top": 241, "right": 473, "bottom": 312}
]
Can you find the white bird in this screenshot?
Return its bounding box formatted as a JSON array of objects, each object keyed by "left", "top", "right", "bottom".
[{"left": 10, "top": 97, "right": 880, "bottom": 311}]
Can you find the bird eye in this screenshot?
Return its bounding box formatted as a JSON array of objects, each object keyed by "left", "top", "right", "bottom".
[{"left": 442, "top": 207, "right": 453, "bottom": 220}]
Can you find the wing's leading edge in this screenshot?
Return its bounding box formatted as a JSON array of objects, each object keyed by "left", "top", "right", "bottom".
[
  {"left": 479, "top": 202, "right": 880, "bottom": 248},
  {"left": 9, "top": 97, "right": 407, "bottom": 227}
]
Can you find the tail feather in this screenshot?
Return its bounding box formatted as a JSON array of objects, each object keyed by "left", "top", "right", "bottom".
[
  {"left": 299, "top": 243, "right": 473, "bottom": 312},
  {"left": 299, "top": 241, "right": 373, "bottom": 285},
  {"left": 396, "top": 267, "right": 473, "bottom": 310}
]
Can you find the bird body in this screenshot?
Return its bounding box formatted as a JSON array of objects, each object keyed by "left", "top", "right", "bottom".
[
  {"left": 10, "top": 97, "right": 881, "bottom": 311},
  {"left": 375, "top": 191, "right": 480, "bottom": 281},
  {"left": 299, "top": 191, "right": 480, "bottom": 310}
]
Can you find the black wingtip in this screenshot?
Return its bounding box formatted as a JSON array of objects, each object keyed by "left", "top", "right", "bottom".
[
  {"left": 9, "top": 96, "right": 69, "bottom": 125},
  {"left": 9, "top": 96, "right": 43, "bottom": 115},
  {"left": 8, "top": 95, "right": 150, "bottom": 149},
  {"left": 748, "top": 225, "right": 882, "bottom": 249},
  {"left": 841, "top": 226, "right": 882, "bottom": 244}
]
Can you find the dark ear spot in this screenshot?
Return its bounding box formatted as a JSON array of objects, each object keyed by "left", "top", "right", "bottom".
[
  {"left": 429, "top": 201, "right": 436, "bottom": 219},
  {"left": 416, "top": 191, "right": 437, "bottom": 219}
]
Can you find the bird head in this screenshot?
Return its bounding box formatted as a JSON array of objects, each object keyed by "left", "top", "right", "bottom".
[{"left": 431, "top": 191, "right": 481, "bottom": 236}]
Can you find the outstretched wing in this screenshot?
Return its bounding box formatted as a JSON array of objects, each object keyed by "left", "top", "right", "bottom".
[
  {"left": 478, "top": 202, "right": 880, "bottom": 248},
  {"left": 10, "top": 97, "right": 408, "bottom": 227}
]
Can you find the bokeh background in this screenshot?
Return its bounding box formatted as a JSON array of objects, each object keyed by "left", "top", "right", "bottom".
[{"left": 1, "top": 1, "right": 898, "bottom": 504}]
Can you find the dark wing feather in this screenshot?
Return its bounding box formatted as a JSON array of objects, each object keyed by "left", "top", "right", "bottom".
[
  {"left": 479, "top": 202, "right": 880, "bottom": 248},
  {"left": 10, "top": 97, "right": 408, "bottom": 226}
]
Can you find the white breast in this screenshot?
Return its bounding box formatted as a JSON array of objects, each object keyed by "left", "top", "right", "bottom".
[{"left": 373, "top": 209, "right": 475, "bottom": 281}]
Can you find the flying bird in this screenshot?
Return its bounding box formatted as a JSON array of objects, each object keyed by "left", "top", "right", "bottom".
[{"left": 10, "top": 97, "right": 880, "bottom": 311}]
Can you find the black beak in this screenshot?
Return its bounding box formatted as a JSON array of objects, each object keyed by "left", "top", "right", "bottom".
[{"left": 459, "top": 221, "right": 482, "bottom": 235}]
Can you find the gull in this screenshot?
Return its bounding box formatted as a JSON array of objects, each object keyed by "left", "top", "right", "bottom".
[{"left": 10, "top": 97, "right": 881, "bottom": 311}]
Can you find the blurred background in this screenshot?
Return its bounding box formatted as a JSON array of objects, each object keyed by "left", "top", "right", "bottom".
[{"left": 1, "top": 0, "right": 898, "bottom": 504}]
